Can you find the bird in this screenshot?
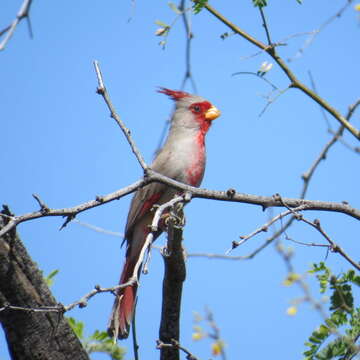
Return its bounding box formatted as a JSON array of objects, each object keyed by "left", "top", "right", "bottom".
[{"left": 108, "top": 88, "right": 221, "bottom": 339}]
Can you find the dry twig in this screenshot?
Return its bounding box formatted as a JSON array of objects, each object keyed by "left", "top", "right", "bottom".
[
  {"left": 199, "top": 1, "right": 360, "bottom": 140},
  {"left": 0, "top": 0, "right": 33, "bottom": 51}
]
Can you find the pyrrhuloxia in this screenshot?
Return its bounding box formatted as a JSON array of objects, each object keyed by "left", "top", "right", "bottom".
[{"left": 108, "top": 88, "right": 221, "bottom": 339}]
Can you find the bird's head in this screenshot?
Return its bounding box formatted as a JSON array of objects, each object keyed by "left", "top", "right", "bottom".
[{"left": 158, "top": 87, "right": 221, "bottom": 134}]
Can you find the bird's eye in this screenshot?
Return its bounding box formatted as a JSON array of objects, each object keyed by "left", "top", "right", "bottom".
[{"left": 193, "top": 105, "right": 201, "bottom": 113}]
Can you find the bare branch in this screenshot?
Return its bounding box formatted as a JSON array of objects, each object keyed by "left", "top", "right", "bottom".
[
  {"left": 200, "top": 1, "right": 360, "bottom": 140},
  {"left": 187, "top": 252, "right": 253, "bottom": 260},
  {"left": 0, "top": 0, "right": 33, "bottom": 51},
  {"left": 0, "top": 281, "right": 136, "bottom": 315},
  {"left": 93, "top": 60, "right": 148, "bottom": 171},
  {"left": 64, "top": 281, "right": 136, "bottom": 312},
  {"left": 258, "top": 6, "right": 272, "bottom": 46},
  {"left": 157, "top": 339, "right": 199, "bottom": 360},
  {"left": 73, "top": 219, "right": 123, "bottom": 238},
  {"left": 227, "top": 207, "right": 301, "bottom": 253},
  {"left": 289, "top": 0, "right": 355, "bottom": 62},
  {"left": 268, "top": 96, "right": 360, "bottom": 246},
  {"left": 139, "top": 195, "right": 184, "bottom": 276},
  {"left": 278, "top": 195, "right": 360, "bottom": 272},
  {"left": 1, "top": 176, "right": 360, "bottom": 238},
  {"left": 179, "top": 0, "right": 198, "bottom": 93},
  {"left": 0, "top": 178, "right": 145, "bottom": 238},
  {"left": 232, "top": 71, "right": 278, "bottom": 90},
  {"left": 32, "top": 193, "right": 50, "bottom": 214}
]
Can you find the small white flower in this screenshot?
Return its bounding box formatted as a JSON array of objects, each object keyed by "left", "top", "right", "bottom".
[
  {"left": 155, "top": 27, "right": 168, "bottom": 36},
  {"left": 259, "top": 61, "right": 273, "bottom": 73}
]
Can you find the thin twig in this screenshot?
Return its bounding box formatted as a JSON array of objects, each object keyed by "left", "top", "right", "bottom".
[
  {"left": 200, "top": 1, "right": 360, "bottom": 139},
  {"left": 287, "top": 97, "right": 360, "bottom": 241},
  {"left": 64, "top": 281, "right": 136, "bottom": 311},
  {"left": 93, "top": 60, "right": 148, "bottom": 171},
  {"left": 0, "top": 0, "right": 33, "bottom": 51},
  {"left": 139, "top": 195, "right": 185, "bottom": 276},
  {"left": 72, "top": 219, "right": 123, "bottom": 238},
  {"left": 308, "top": 70, "right": 331, "bottom": 129},
  {"left": 278, "top": 195, "right": 360, "bottom": 272},
  {"left": 132, "top": 298, "right": 140, "bottom": 360},
  {"left": 32, "top": 193, "right": 50, "bottom": 214},
  {"left": 156, "top": 339, "right": 200, "bottom": 360},
  {"left": 232, "top": 71, "right": 278, "bottom": 90},
  {"left": 289, "top": 0, "right": 355, "bottom": 62},
  {"left": 155, "top": 1, "right": 198, "bottom": 154},
  {"left": 259, "top": 6, "right": 272, "bottom": 46},
  {"left": 179, "top": 0, "right": 198, "bottom": 93},
  {"left": 187, "top": 252, "right": 253, "bottom": 260},
  {"left": 0, "top": 178, "right": 146, "bottom": 238},
  {"left": 0, "top": 281, "right": 136, "bottom": 314},
  {"left": 301, "top": 97, "right": 360, "bottom": 198},
  {"left": 227, "top": 204, "right": 315, "bottom": 253}
]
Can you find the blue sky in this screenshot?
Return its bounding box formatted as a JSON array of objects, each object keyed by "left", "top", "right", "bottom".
[{"left": 1, "top": 1, "right": 360, "bottom": 359}]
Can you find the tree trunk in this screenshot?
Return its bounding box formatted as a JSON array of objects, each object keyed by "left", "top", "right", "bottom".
[
  {"left": 159, "top": 214, "right": 186, "bottom": 360},
  {"left": 0, "top": 205, "right": 90, "bottom": 360}
]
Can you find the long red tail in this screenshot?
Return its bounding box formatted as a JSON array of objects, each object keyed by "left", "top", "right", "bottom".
[{"left": 108, "top": 259, "right": 138, "bottom": 339}]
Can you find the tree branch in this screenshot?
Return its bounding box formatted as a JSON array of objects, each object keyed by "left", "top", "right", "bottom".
[
  {"left": 278, "top": 196, "right": 360, "bottom": 272},
  {"left": 159, "top": 205, "right": 186, "bottom": 360},
  {"left": 157, "top": 339, "right": 199, "bottom": 360},
  {"left": 93, "top": 60, "right": 148, "bottom": 171},
  {"left": 200, "top": 1, "right": 360, "bottom": 140},
  {"left": 1, "top": 177, "right": 360, "bottom": 238},
  {"left": 0, "top": 206, "right": 90, "bottom": 360},
  {"left": 0, "top": 0, "right": 33, "bottom": 51}
]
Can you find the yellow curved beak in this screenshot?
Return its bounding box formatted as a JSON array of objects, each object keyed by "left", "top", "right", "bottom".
[{"left": 205, "top": 105, "right": 221, "bottom": 121}]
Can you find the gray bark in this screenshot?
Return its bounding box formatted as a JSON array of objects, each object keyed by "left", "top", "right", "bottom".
[
  {"left": 0, "top": 205, "right": 90, "bottom": 360},
  {"left": 159, "top": 215, "right": 186, "bottom": 360}
]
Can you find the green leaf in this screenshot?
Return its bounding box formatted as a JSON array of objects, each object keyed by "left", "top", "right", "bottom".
[
  {"left": 44, "top": 269, "right": 59, "bottom": 287},
  {"left": 168, "top": 2, "right": 182, "bottom": 14},
  {"left": 296, "top": 0, "right": 302, "bottom": 3},
  {"left": 193, "top": 0, "right": 208, "bottom": 14},
  {"left": 67, "top": 317, "right": 84, "bottom": 339},
  {"left": 67, "top": 318, "right": 125, "bottom": 359},
  {"left": 252, "top": 0, "right": 267, "bottom": 7},
  {"left": 89, "top": 330, "right": 109, "bottom": 342},
  {"left": 304, "top": 264, "right": 360, "bottom": 360},
  {"left": 85, "top": 341, "right": 125, "bottom": 360},
  {"left": 155, "top": 20, "right": 169, "bottom": 28}
]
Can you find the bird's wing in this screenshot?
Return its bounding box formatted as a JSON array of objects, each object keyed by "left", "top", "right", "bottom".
[{"left": 123, "top": 181, "right": 166, "bottom": 242}]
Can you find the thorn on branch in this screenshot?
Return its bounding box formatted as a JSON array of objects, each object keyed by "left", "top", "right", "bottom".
[
  {"left": 96, "top": 86, "right": 105, "bottom": 95},
  {"left": 231, "top": 240, "right": 239, "bottom": 250},
  {"left": 32, "top": 193, "right": 50, "bottom": 214},
  {"left": 273, "top": 193, "right": 282, "bottom": 202},
  {"left": 78, "top": 301, "right": 87, "bottom": 308},
  {"left": 95, "top": 195, "right": 104, "bottom": 203},
  {"left": 301, "top": 173, "right": 309, "bottom": 181},
  {"left": 226, "top": 188, "right": 236, "bottom": 198},
  {"left": 59, "top": 214, "right": 76, "bottom": 231},
  {"left": 156, "top": 339, "right": 199, "bottom": 360}
]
